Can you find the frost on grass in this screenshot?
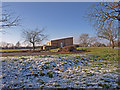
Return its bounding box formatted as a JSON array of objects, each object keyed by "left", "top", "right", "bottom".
[{"left": 1, "top": 55, "right": 119, "bottom": 88}]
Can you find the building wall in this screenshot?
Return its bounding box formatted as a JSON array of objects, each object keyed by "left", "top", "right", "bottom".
[
  {"left": 47, "top": 41, "right": 51, "bottom": 46},
  {"left": 47, "top": 37, "right": 73, "bottom": 48}
]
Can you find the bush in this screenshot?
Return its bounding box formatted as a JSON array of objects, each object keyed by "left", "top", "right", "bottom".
[
  {"left": 71, "top": 45, "right": 79, "bottom": 48},
  {"left": 66, "top": 45, "right": 79, "bottom": 48},
  {"left": 40, "top": 72, "right": 45, "bottom": 76},
  {"left": 60, "top": 46, "right": 77, "bottom": 52},
  {"left": 47, "top": 70, "right": 53, "bottom": 78}
]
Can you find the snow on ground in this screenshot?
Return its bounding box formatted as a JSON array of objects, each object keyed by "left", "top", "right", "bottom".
[{"left": 1, "top": 54, "right": 119, "bottom": 88}]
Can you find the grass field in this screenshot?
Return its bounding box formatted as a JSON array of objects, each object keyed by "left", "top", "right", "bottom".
[
  {"left": 1, "top": 47, "right": 119, "bottom": 62},
  {"left": 50, "top": 47, "right": 118, "bottom": 61},
  {"left": 0, "top": 49, "right": 30, "bottom": 52},
  {"left": 77, "top": 47, "right": 118, "bottom": 61},
  {"left": 0, "top": 48, "right": 41, "bottom": 52}
]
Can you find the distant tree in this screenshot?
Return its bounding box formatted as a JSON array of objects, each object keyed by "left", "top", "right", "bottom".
[
  {"left": 88, "top": 37, "right": 97, "bottom": 47},
  {"left": 4, "top": 43, "right": 14, "bottom": 49},
  {"left": 0, "top": 42, "right": 7, "bottom": 48},
  {"left": 79, "top": 33, "right": 89, "bottom": 47},
  {"left": 0, "top": 42, "right": 15, "bottom": 48},
  {"left": 97, "top": 26, "right": 117, "bottom": 48},
  {"left": 7, "top": 43, "right": 14, "bottom": 48},
  {"left": 15, "top": 41, "right": 21, "bottom": 48},
  {"left": 79, "top": 33, "right": 97, "bottom": 47},
  {"left": 114, "top": 39, "right": 119, "bottom": 47},
  {"left": 22, "top": 28, "right": 47, "bottom": 50},
  {"left": 86, "top": 2, "right": 118, "bottom": 48},
  {"left": 92, "top": 42, "right": 106, "bottom": 47}
]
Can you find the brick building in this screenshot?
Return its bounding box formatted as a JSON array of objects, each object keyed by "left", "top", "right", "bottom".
[
  {"left": 42, "top": 37, "right": 73, "bottom": 50},
  {"left": 47, "top": 37, "right": 73, "bottom": 48}
]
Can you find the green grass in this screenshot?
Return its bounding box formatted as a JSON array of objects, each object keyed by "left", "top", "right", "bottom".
[
  {"left": 50, "top": 47, "right": 118, "bottom": 62},
  {"left": 1, "top": 47, "right": 119, "bottom": 62},
  {"left": 50, "top": 48, "right": 60, "bottom": 52},
  {"left": 47, "top": 70, "right": 53, "bottom": 78},
  {"left": 0, "top": 49, "right": 30, "bottom": 52},
  {"left": 51, "top": 47, "right": 118, "bottom": 61},
  {"left": 0, "top": 48, "right": 41, "bottom": 52},
  {"left": 77, "top": 47, "right": 118, "bottom": 61},
  {"left": 77, "top": 47, "right": 118, "bottom": 55}
]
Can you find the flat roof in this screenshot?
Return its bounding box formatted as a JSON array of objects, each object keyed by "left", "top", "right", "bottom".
[{"left": 50, "top": 37, "right": 73, "bottom": 41}]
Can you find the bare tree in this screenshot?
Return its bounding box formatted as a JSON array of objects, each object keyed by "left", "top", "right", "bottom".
[
  {"left": 6, "top": 43, "right": 14, "bottom": 48},
  {"left": 22, "top": 28, "right": 47, "bottom": 50},
  {"left": 88, "top": 37, "right": 97, "bottom": 47},
  {"left": 86, "top": 2, "right": 118, "bottom": 48},
  {"left": 79, "top": 33, "right": 89, "bottom": 47},
  {"left": 0, "top": 42, "right": 7, "bottom": 48},
  {"left": 92, "top": 42, "right": 106, "bottom": 47},
  {"left": 97, "top": 25, "right": 117, "bottom": 48},
  {"left": 0, "top": 7, "right": 20, "bottom": 31},
  {"left": 79, "top": 33, "right": 97, "bottom": 47},
  {"left": 0, "top": 42, "right": 14, "bottom": 49},
  {"left": 15, "top": 41, "right": 21, "bottom": 48}
]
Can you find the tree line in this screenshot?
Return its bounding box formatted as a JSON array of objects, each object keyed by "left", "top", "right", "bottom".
[
  {"left": 78, "top": 33, "right": 118, "bottom": 47},
  {"left": 0, "top": 33, "right": 119, "bottom": 49}
]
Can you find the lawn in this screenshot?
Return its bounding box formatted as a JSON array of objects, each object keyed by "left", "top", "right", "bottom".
[
  {"left": 77, "top": 47, "right": 118, "bottom": 55},
  {"left": 0, "top": 49, "right": 30, "bottom": 52},
  {"left": 50, "top": 47, "right": 118, "bottom": 61},
  {"left": 0, "top": 48, "right": 41, "bottom": 52},
  {"left": 77, "top": 47, "right": 118, "bottom": 60},
  {"left": 1, "top": 47, "right": 118, "bottom": 62},
  {"left": 50, "top": 48, "right": 60, "bottom": 52}
]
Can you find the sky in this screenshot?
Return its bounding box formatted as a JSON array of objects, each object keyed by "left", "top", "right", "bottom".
[{"left": 2, "top": 2, "right": 97, "bottom": 45}]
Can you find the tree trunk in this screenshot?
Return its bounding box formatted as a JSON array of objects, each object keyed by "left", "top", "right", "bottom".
[
  {"left": 32, "top": 43, "right": 35, "bottom": 50},
  {"left": 111, "top": 40, "right": 115, "bottom": 49},
  {"left": 109, "top": 40, "right": 111, "bottom": 48}
]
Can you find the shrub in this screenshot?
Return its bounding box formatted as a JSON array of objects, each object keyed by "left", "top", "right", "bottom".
[
  {"left": 60, "top": 46, "right": 77, "bottom": 52},
  {"left": 73, "top": 45, "right": 79, "bottom": 48},
  {"left": 47, "top": 70, "right": 53, "bottom": 78},
  {"left": 45, "top": 62, "right": 49, "bottom": 64},
  {"left": 40, "top": 72, "right": 45, "bottom": 76}
]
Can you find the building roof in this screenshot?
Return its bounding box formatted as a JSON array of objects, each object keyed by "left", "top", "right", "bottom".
[{"left": 50, "top": 37, "right": 73, "bottom": 42}]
